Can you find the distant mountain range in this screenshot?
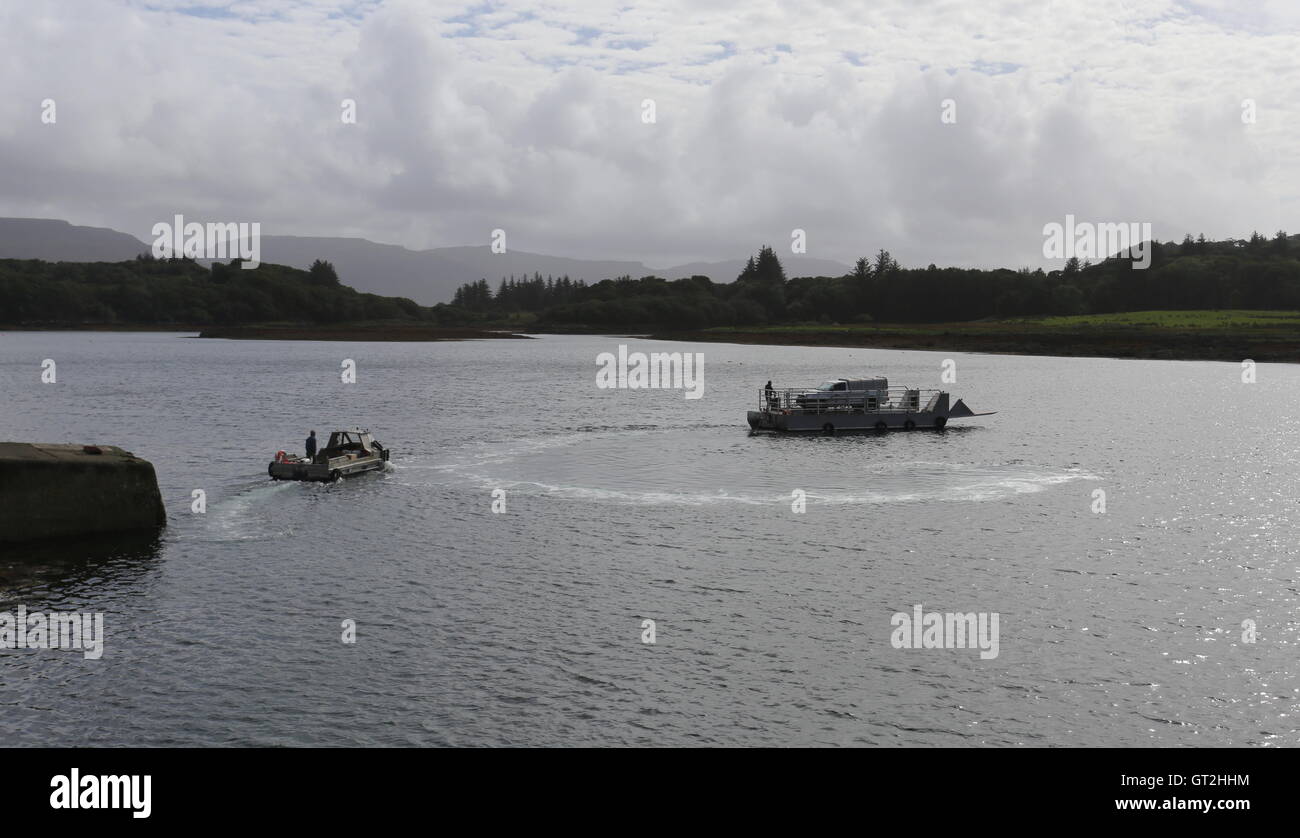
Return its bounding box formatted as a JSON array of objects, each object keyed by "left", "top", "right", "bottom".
[
  {"left": 0, "top": 218, "right": 853, "bottom": 305},
  {"left": 0, "top": 218, "right": 150, "bottom": 262}
]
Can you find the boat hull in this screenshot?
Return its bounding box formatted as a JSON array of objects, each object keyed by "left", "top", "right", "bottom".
[
  {"left": 268, "top": 457, "right": 386, "bottom": 481},
  {"left": 747, "top": 387, "right": 990, "bottom": 434},
  {"left": 747, "top": 410, "right": 948, "bottom": 433}
]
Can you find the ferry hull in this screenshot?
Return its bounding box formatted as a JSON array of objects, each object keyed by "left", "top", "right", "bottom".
[
  {"left": 747, "top": 390, "right": 991, "bottom": 433},
  {"left": 747, "top": 410, "right": 949, "bottom": 433}
]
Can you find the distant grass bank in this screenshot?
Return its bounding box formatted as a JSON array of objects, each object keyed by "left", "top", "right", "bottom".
[{"left": 646, "top": 310, "right": 1300, "bottom": 362}]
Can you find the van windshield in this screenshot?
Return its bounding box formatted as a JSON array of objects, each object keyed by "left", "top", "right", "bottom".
[{"left": 816, "top": 381, "right": 843, "bottom": 391}]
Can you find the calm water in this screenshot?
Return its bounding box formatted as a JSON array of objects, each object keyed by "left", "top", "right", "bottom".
[{"left": 1, "top": 331, "right": 1297, "bottom": 746}]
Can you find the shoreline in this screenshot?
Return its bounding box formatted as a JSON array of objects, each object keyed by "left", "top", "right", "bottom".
[
  {"left": 196, "top": 325, "right": 532, "bottom": 341},
  {"left": 1, "top": 324, "right": 533, "bottom": 341},
  {"left": 7, "top": 318, "right": 1298, "bottom": 361},
  {"left": 641, "top": 325, "right": 1300, "bottom": 363}
]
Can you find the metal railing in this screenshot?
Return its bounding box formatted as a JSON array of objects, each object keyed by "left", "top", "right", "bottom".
[{"left": 757, "top": 386, "right": 939, "bottom": 415}]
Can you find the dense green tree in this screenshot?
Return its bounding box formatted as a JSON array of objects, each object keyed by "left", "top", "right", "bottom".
[
  {"left": 872, "top": 249, "right": 897, "bottom": 277},
  {"left": 308, "top": 259, "right": 340, "bottom": 286},
  {"left": 853, "top": 256, "right": 871, "bottom": 282}
]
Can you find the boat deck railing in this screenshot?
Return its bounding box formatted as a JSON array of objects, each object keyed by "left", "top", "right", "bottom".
[{"left": 757, "top": 387, "right": 941, "bottom": 415}]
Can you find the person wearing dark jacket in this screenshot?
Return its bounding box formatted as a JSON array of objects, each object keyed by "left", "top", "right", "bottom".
[{"left": 305, "top": 431, "right": 318, "bottom": 462}]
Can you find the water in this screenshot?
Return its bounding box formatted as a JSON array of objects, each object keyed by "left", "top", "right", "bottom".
[{"left": 1, "top": 331, "right": 1297, "bottom": 746}]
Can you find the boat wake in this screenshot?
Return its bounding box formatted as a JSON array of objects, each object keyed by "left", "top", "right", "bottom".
[
  {"left": 187, "top": 480, "right": 300, "bottom": 542},
  {"left": 400, "top": 429, "right": 1098, "bottom": 508}
]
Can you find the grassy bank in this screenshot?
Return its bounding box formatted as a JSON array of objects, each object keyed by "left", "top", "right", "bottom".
[{"left": 647, "top": 310, "right": 1300, "bottom": 362}]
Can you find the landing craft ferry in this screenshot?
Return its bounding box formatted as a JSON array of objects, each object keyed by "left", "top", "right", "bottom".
[
  {"left": 268, "top": 429, "right": 390, "bottom": 481},
  {"left": 747, "top": 378, "right": 993, "bottom": 433}
]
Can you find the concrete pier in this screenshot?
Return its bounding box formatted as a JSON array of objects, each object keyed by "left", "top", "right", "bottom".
[{"left": 0, "top": 443, "right": 166, "bottom": 543}]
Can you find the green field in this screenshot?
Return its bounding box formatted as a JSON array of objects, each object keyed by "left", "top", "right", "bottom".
[
  {"left": 662, "top": 310, "right": 1300, "bottom": 333},
  {"left": 1007, "top": 310, "right": 1300, "bottom": 330},
  {"left": 646, "top": 310, "right": 1300, "bottom": 362}
]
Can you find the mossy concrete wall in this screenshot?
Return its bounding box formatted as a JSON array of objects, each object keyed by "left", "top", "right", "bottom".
[{"left": 0, "top": 443, "right": 166, "bottom": 542}]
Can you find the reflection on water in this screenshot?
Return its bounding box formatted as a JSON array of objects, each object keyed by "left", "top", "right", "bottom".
[{"left": 0, "top": 531, "right": 164, "bottom": 607}]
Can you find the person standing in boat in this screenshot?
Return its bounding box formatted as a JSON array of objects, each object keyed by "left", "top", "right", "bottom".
[
  {"left": 765, "top": 380, "right": 777, "bottom": 409},
  {"left": 305, "top": 430, "right": 318, "bottom": 462}
]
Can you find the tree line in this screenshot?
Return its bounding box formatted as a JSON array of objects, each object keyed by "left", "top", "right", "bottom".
[
  {"left": 4, "top": 231, "right": 1298, "bottom": 329},
  {"left": 452, "top": 274, "right": 589, "bottom": 312},
  {"left": 0, "top": 255, "right": 435, "bottom": 326},
  {"left": 446, "top": 233, "right": 1300, "bottom": 327}
]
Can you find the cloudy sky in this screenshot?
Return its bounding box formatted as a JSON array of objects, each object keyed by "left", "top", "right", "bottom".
[{"left": 0, "top": 0, "right": 1295, "bottom": 270}]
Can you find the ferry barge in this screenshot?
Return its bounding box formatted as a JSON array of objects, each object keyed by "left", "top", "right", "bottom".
[{"left": 747, "top": 378, "right": 993, "bottom": 433}]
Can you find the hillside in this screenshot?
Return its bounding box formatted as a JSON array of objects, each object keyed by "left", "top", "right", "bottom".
[
  {"left": 0, "top": 218, "right": 853, "bottom": 305},
  {"left": 0, "top": 218, "right": 150, "bottom": 262}
]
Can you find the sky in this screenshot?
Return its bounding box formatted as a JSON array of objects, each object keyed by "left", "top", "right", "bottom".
[{"left": 0, "top": 0, "right": 1295, "bottom": 270}]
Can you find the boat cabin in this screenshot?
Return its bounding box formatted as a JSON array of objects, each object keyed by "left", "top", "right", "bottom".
[{"left": 318, "top": 429, "right": 378, "bottom": 462}]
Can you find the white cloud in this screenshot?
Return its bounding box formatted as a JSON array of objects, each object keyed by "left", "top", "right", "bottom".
[{"left": 0, "top": 0, "right": 1294, "bottom": 270}]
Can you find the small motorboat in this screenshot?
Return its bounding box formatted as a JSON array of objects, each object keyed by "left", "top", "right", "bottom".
[{"left": 268, "top": 428, "right": 390, "bottom": 481}]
